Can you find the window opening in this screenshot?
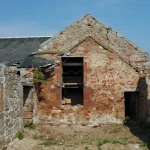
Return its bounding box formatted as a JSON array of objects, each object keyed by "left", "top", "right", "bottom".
[{"left": 62, "top": 57, "right": 83, "bottom": 105}]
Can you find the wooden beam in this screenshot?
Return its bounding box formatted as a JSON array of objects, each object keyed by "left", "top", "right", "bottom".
[{"left": 62, "top": 63, "right": 83, "bottom": 66}]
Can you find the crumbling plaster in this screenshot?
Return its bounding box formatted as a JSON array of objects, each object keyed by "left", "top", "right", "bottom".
[
  {"left": 27, "top": 15, "right": 150, "bottom": 125},
  {"left": 35, "top": 37, "right": 149, "bottom": 125}
]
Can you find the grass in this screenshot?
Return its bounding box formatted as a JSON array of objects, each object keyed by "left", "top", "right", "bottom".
[
  {"left": 84, "top": 146, "right": 90, "bottom": 150},
  {"left": 97, "top": 138, "right": 149, "bottom": 150},
  {"left": 139, "top": 140, "right": 148, "bottom": 150},
  {"left": 39, "top": 139, "right": 57, "bottom": 147},
  {"left": 97, "top": 138, "right": 130, "bottom": 150},
  {"left": 82, "top": 141, "right": 93, "bottom": 145},
  {"left": 28, "top": 122, "right": 149, "bottom": 149},
  {"left": 17, "top": 131, "right": 24, "bottom": 140},
  {"left": 24, "top": 121, "right": 36, "bottom": 130},
  {"left": 33, "top": 133, "right": 60, "bottom": 147},
  {"left": 33, "top": 133, "right": 44, "bottom": 140},
  {"left": 103, "top": 127, "right": 121, "bottom": 134}
]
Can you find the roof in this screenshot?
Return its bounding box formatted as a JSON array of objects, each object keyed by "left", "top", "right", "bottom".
[
  {"left": 19, "top": 55, "right": 55, "bottom": 68},
  {"left": 0, "top": 37, "right": 50, "bottom": 66},
  {"left": 34, "top": 14, "right": 149, "bottom": 70}
]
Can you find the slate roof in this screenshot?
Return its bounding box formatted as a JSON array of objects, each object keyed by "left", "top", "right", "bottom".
[
  {"left": 0, "top": 37, "right": 51, "bottom": 66},
  {"left": 19, "top": 55, "right": 55, "bottom": 68}
]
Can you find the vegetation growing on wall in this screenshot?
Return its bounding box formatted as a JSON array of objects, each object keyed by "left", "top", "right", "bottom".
[{"left": 33, "top": 67, "right": 46, "bottom": 83}]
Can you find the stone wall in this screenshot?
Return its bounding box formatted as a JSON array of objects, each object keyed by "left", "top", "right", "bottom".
[
  {"left": 19, "top": 68, "right": 39, "bottom": 124},
  {"left": 146, "top": 76, "right": 150, "bottom": 121},
  {"left": 33, "top": 14, "right": 150, "bottom": 125},
  {"left": 143, "top": 63, "right": 150, "bottom": 121},
  {"left": 35, "top": 37, "right": 149, "bottom": 125},
  {"left": 21, "top": 14, "right": 150, "bottom": 125},
  {"left": 23, "top": 85, "right": 39, "bottom": 123},
  {"left": 0, "top": 65, "right": 23, "bottom": 149},
  {"left": 37, "top": 14, "right": 149, "bottom": 71}
]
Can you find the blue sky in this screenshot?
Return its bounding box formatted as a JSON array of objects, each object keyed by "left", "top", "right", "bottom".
[{"left": 0, "top": 0, "right": 150, "bottom": 53}]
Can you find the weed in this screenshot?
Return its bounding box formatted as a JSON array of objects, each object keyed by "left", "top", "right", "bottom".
[
  {"left": 98, "top": 139, "right": 110, "bottom": 150},
  {"left": 139, "top": 140, "right": 148, "bottom": 150},
  {"left": 84, "top": 146, "right": 89, "bottom": 150},
  {"left": 123, "top": 116, "right": 130, "bottom": 125},
  {"left": 109, "top": 128, "right": 120, "bottom": 133},
  {"left": 83, "top": 141, "right": 92, "bottom": 145},
  {"left": 33, "top": 134, "right": 44, "bottom": 140},
  {"left": 18, "top": 131, "right": 24, "bottom": 140},
  {"left": 33, "top": 67, "right": 46, "bottom": 83},
  {"left": 121, "top": 137, "right": 129, "bottom": 144},
  {"left": 24, "top": 121, "right": 36, "bottom": 130},
  {"left": 39, "top": 139, "right": 57, "bottom": 147},
  {"left": 97, "top": 138, "right": 130, "bottom": 150}
]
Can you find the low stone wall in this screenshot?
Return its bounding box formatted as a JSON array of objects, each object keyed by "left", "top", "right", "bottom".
[{"left": 0, "top": 65, "right": 23, "bottom": 149}]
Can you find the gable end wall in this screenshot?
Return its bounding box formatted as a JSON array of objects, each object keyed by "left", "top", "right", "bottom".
[{"left": 36, "top": 37, "right": 149, "bottom": 125}]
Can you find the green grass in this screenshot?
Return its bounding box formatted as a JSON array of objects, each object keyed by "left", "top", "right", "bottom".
[
  {"left": 39, "top": 139, "right": 57, "bottom": 147},
  {"left": 33, "top": 133, "right": 60, "bottom": 147},
  {"left": 82, "top": 141, "right": 93, "bottom": 145},
  {"left": 18, "top": 131, "right": 24, "bottom": 140},
  {"left": 98, "top": 138, "right": 148, "bottom": 150},
  {"left": 24, "top": 121, "right": 36, "bottom": 130},
  {"left": 84, "top": 146, "right": 90, "bottom": 150},
  {"left": 32, "top": 134, "right": 44, "bottom": 140},
  {"left": 139, "top": 140, "right": 148, "bottom": 150},
  {"left": 97, "top": 138, "right": 130, "bottom": 150}
]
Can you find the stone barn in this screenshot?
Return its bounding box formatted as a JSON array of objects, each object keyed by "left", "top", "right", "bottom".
[
  {"left": 0, "top": 14, "right": 150, "bottom": 126},
  {"left": 31, "top": 14, "right": 150, "bottom": 125}
]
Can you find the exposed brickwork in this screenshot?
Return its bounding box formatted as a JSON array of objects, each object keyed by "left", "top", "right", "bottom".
[
  {"left": 35, "top": 37, "right": 146, "bottom": 125},
  {"left": 37, "top": 65, "right": 62, "bottom": 118},
  {"left": 37, "top": 14, "right": 149, "bottom": 71},
  {"left": 29, "top": 15, "right": 150, "bottom": 125}
]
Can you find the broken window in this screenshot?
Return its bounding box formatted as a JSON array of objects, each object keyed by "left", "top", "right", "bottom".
[{"left": 61, "top": 57, "right": 83, "bottom": 105}]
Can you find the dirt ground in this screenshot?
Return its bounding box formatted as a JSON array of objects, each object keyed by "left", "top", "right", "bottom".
[{"left": 8, "top": 121, "right": 150, "bottom": 150}]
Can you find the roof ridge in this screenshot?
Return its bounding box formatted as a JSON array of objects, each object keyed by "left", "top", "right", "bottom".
[{"left": 0, "top": 36, "right": 52, "bottom": 39}]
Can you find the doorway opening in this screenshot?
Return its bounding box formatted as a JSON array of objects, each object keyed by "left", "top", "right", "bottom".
[
  {"left": 62, "top": 57, "right": 83, "bottom": 105},
  {"left": 124, "top": 91, "right": 138, "bottom": 120},
  {"left": 23, "top": 86, "right": 32, "bottom": 106}
]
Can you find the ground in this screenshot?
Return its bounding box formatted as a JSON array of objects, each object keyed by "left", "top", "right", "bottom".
[{"left": 8, "top": 121, "right": 150, "bottom": 150}]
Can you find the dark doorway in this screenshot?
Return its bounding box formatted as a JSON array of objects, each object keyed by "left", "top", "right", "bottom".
[
  {"left": 124, "top": 91, "right": 138, "bottom": 120},
  {"left": 62, "top": 57, "right": 83, "bottom": 105},
  {"left": 23, "top": 86, "right": 32, "bottom": 106}
]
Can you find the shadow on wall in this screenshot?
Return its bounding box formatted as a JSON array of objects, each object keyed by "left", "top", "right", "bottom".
[{"left": 125, "top": 77, "right": 150, "bottom": 149}]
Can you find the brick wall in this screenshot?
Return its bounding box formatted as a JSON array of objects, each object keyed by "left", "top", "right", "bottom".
[
  {"left": 35, "top": 37, "right": 149, "bottom": 125},
  {"left": 33, "top": 15, "right": 149, "bottom": 125}
]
